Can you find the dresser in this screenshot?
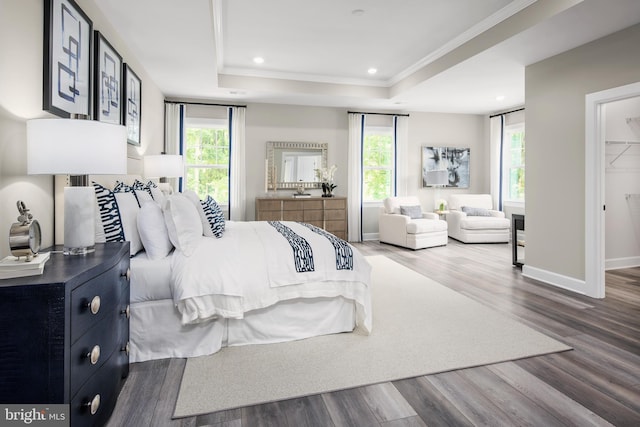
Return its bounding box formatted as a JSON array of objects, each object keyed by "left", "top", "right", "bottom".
[
  {"left": 0, "top": 243, "right": 130, "bottom": 427},
  {"left": 256, "top": 196, "right": 348, "bottom": 239}
]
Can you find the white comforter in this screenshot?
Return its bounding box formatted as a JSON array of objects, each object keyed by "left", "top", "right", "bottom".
[{"left": 171, "top": 221, "right": 372, "bottom": 332}]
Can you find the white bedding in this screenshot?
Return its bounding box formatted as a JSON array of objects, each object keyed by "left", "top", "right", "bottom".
[
  {"left": 129, "top": 251, "right": 173, "bottom": 303},
  {"left": 171, "top": 221, "right": 373, "bottom": 332}
]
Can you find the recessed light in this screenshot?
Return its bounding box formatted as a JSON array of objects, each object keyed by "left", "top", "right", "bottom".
[
  {"left": 352, "top": 9, "right": 365, "bottom": 16},
  {"left": 368, "top": 68, "right": 377, "bottom": 75},
  {"left": 253, "top": 57, "right": 264, "bottom": 64},
  {"left": 496, "top": 95, "right": 505, "bottom": 101}
]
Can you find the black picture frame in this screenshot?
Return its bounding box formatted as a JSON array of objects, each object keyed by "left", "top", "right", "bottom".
[
  {"left": 123, "top": 64, "right": 142, "bottom": 146},
  {"left": 94, "top": 31, "right": 122, "bottom": 124},
  {"left": 43, "top": 0, "right": 93, "bottom": 118}
]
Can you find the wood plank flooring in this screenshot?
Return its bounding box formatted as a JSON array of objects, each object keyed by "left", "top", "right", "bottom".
[{"left": 107, "top": 240, "right": 640, "bottom": 427}]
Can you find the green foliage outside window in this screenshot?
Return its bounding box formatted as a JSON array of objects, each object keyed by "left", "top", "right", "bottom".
[
  {"left": 507, "top": 130, "right": 525, "bottom": 201},
  {"left": 363, "top": 132, "right": 394, "bottom": 201},
  {"left": 185, "top": 127, "right": 229, "bottom": 204}
]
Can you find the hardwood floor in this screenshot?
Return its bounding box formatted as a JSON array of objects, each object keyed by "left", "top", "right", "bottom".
[{"left": 107, "top": 240, "right": 640, "bottom": 427}]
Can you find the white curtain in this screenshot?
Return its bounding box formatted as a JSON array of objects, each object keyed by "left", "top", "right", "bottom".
[
  {"left": 164, "top": 102, "right": 184, "bottom": 191},
  {"left": 394, "top": 115, "right": 409, "bottom": 196},
  {"left": 490, "top": 114, "right": 503, "bottom": 210},
  {"left": 229, "top": 106, "right": 246, "bottom": 221},
  {"left": 164, "top": 103, "right": 183, "bottom": 155},
  {"left": 348, "top": 113, "right": 365, "bottom": 242}
]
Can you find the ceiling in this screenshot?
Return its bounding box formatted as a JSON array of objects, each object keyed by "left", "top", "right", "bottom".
[{"left": 92, "top": 0, "right": 640, "bottom": 115}]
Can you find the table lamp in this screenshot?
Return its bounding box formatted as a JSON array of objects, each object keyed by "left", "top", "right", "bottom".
[
  {"left": 27, "top": 119, "right": 127, "bottom": 255},
  {"left": 143, "top": 154, "right": 184, "bottom": 193}
]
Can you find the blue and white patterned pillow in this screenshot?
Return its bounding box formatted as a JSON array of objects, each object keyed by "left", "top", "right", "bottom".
[
  {"left": 93, "top": 182, "right": 125, "bottom": 243},
  {"left": 201, "top": 195, "right": 225, "bottom": 238}
]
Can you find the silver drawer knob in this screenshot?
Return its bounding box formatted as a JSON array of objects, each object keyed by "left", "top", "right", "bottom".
[
  {"left": 88, "top": 296, "right": 100, "bottom": 315},
  {"left": 120, "top": 304, "right": 130, "bottom": 319},
  {"left": 121, "top": 341, "right": 130, "bottom": 355},
  {"left": 121, "top": 268, "right": 130, "bottom": 281},
  {"left": 86, "top": 345, "right": 100, "bottom": 365},
  {"left": 85, "top": 394, "right": 100, "bottom": 415}
]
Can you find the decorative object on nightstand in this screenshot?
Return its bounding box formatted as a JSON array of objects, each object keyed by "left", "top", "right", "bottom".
[
  {"left": 0, "top": 252, "right": 50, "bottom": 279},
  {"left": 8, "top": 200, "right": 41, "bottom": 261},
  {"left": 27, "top": 118, "right": 127, "bottom": 255},
  {"left": 0, "top": 243, "right": 130, "bottom": 426}
]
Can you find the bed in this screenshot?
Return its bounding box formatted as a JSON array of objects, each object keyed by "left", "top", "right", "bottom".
[{"left": 55, "top": 176, "right": 373, "bottom": 363}]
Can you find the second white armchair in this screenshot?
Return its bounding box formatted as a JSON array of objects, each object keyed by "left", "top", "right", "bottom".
[{"left": 446, "top": 194, "right": 510, "bottom": 243}]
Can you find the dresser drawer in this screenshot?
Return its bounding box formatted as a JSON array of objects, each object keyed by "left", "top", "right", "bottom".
[
  {"left": 326, "top": 220, "right": 346, "bottom": 232},
  {"left": 304, "top": 210, "right": 323, "bottom": 222},
  {"left": 283, "top": 211, "right": 303, "bottom": 221},
  {"left": 257, "top": 200, "right": 282, "bottom": 212},
  {"left": 302, "top": 200, "right": 323, "bottom": 210},
  {"left": 71, "top": 267, "right": 121, "bottom": 343},
  {"left": 324, "top": 199, "right": 346, "bottom": 210},
  {"left": 257, "top": 211, "right": 282, "bottom": 221},
  {"left": 325, "top": 209, "right": 346, "bottom": 221},
  {"left": 283, "top": 200, "right": 303, "bottom": 211}
]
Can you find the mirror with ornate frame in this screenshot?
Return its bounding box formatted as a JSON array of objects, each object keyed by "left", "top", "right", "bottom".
[{"left": 267, "top": 141, "right": 327, "bottom": 190}]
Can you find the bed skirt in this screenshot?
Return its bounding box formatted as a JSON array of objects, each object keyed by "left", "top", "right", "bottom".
[{"left": 129, "top": 297, "right": 357, "bottom": 362}]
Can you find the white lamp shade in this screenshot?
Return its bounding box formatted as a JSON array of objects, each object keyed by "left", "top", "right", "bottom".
[
  {"left": 144, "top": 155, "right": 184, "bottom": 178},
  {"left": 27, "top": 119, "right": 127, "bottom": 175}
]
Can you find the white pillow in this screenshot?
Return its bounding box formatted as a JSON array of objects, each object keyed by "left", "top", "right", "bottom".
[
  {"left": 137, "top": 202, "right": 173, "bottom": 259},
  {"left": 135, "top": 190, "right": 154, "bottom": 206},
  {"left": 114, "top": 192, "right": 144, "bottom": 256},
  {"left": 163, "top": 193, "right": 203, "bottom": 256},
  {"left": 183, "top": 190, "right": 214, "bottom": 237}
]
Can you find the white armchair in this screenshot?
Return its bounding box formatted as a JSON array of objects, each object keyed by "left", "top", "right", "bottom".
[
  {"left": 379, "top": 196, "right": 448, "bottom": 249},
  {"left": 446, "top": 194, "right": 510, "bottom": 243}
]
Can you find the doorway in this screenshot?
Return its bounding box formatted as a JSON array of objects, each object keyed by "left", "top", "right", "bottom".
[{"left": 585, "top": 81, "right": 640, "bottom": 298}]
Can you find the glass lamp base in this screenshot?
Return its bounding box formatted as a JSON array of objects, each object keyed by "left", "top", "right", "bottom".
[{"left": 63, "top": 245, "right": 95, "bottom": 256}]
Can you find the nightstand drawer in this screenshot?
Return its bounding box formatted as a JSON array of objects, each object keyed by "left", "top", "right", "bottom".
[
  {"left": 70, "top": 313, "right": 120, "bottom": 395},
  {"left": 70, "top": 349, "right": 122, "bottom": 427},
  {"left": 71, "top": 267, "right": 120, "bottom": 343}
]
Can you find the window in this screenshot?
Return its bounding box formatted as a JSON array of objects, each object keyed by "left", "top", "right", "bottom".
[
  {"left": 363, "top": 126, "right": 395, "bottom": 202},
  {"left": 502, "top": 124, "right": 525, "bottom": 203},
  {"left": 184, "top": 118, "right": 230, "bottom": 204}
]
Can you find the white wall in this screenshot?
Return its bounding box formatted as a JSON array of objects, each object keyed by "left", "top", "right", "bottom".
[
  {"left": 604, "top": 96, "right": 640, "bottom": 269},
  {"left": 524, "top": 23, "right": 640, "bottom": 286},
  {"left": 0, "top": 0, "right": 165, "bottom": 258}
]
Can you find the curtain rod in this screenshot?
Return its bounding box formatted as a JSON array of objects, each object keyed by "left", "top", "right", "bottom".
[
  {"left": 348, "top": 111, "right": 410, "bottom": 117},
  {"left": 165, "top": 100, "right": 247, "bottom": 108},
  {"left": 489, "top": 107, "right": 524, "bottom": 118}
]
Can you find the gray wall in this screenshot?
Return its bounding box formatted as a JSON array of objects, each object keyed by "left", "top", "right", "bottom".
[
  {"left": 524, "top": 23, "right": 640, "bottom": 283},
  {"left": 0, "top": 0, "right": 165, "bottom": 258}
]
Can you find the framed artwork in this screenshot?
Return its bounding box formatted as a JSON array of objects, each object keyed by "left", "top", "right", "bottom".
[
  {"left": 94, "top": 31, "right": 122, "bottom": 124},
  {"left": 43, "top": 0, "right": 93, "bottom": 118},
  {"left": 422, "top": 146, "right": 470, "bottom": 188},
  {"left": 123, "top": 64, "right": 142, "bottom": 146}
]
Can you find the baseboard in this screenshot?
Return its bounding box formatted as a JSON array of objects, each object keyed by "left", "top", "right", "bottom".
[
  {"left": 605, "top": 256, "right": 640, "bottom": 270},
  {"left": 362, "top": 232, "right": 379, "bottom": 242},
  {"left": 522, "top": 265, "right": 587, "bottom": 296}
]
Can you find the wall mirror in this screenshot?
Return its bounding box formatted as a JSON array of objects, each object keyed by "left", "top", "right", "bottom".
[{"left": 267, "top": 141, "right": 327, "bottom": 189}]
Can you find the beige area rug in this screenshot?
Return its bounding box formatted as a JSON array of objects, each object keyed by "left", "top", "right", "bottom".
[{"left": 174, "top": 255, "right": 571, "bottom": 417}]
